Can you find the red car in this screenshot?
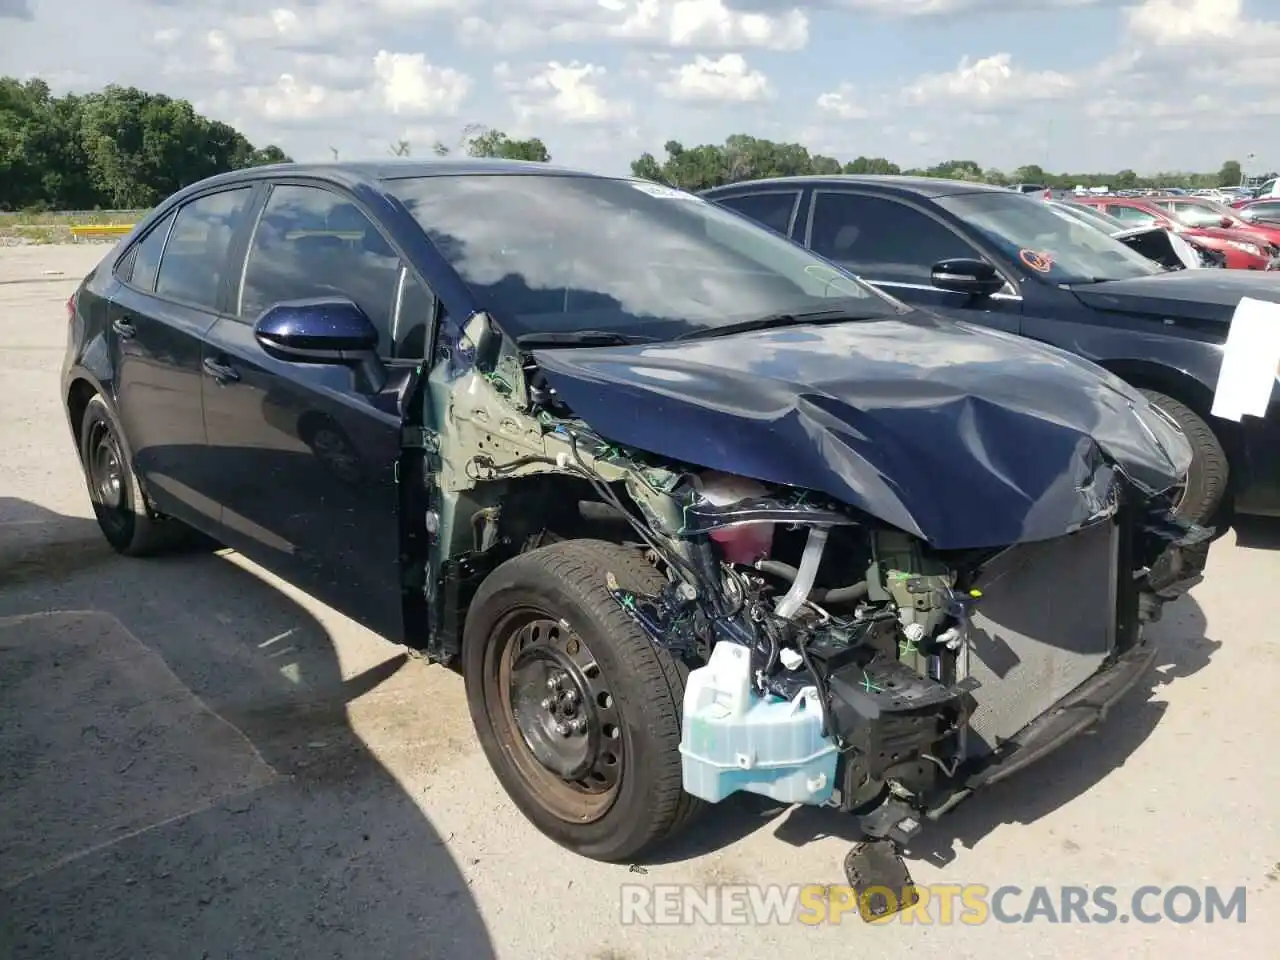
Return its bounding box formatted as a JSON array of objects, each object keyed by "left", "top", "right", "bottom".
[
  {"left": 1148, "top": 195, "right": 1280, "bottom": 248},
  {"left": 1075, "top": 196, "right": 1280, "bottom": 270}
]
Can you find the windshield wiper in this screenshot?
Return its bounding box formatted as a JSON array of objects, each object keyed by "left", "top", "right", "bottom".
[
  {"left": 672, "top": 308, "right": 878, "bottom": 342},
  {"left": 515, "top": 330, "right": 656, "bottom": 348}
]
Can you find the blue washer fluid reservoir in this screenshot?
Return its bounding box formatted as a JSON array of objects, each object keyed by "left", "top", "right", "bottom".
[{"left": 678, "top": 640, "right": 838, "bottom": 805}]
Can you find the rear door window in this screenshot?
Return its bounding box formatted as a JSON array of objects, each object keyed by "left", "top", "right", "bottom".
[
  {"left": 807, "top": 192, "right": 977, "bottom": 285},
  {"left": 714, "top": 191, "right": 802, "bottom": 237},
  {"left": 154, "top": 188, "right": 256, "bottom": 312},
  {"left": 238, "top": 184, "right": 407, "bottom": 358}
]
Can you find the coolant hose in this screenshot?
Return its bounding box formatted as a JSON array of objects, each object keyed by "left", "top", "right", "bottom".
[
  {"left": 755, "top": 559, "right": 868, "bottom": 605},
  {"left": 775, "top": 527, "right": 829, "bottom": 619}
]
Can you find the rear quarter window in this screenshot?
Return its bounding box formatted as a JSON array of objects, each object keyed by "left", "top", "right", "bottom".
[{"left": 116, "top": 210, "right": 176, "bottom": 292}]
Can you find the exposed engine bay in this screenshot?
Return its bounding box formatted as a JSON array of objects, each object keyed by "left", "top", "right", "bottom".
[{"left": 404, "top": 312, "right": 1212, "bottom": 850}]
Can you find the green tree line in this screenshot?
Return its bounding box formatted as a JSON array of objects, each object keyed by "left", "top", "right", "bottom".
[
  {"left": 0, "top": 77, "right": 553, "bottom": 212},
  {"left": 629, "top": 136, "right": 1275, "bottom": 194},
  {"left": 0, "top": 77, "right": 292, "bottom": 211}
]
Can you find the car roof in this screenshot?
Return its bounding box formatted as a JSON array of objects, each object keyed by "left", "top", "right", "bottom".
[
  {"left": 168, "top": 158, "right": 615, "bottom": 198},
  {"left": 701, "top": 175, "right": 1014, "bottom": 199}
]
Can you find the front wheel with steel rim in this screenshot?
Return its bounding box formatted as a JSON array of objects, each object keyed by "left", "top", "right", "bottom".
[
  {"left": 464, "top": 539, "right": 702, "bottom": 862},
  {"left": 77, "top": 393, "right": 190, "bottom": 556}
]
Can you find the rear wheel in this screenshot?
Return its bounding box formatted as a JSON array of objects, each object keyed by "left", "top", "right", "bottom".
[
  {"left": 78, "top": 394, "right": 192, "bottom": 556},
  {"left": 463, "top": 539, "right": 702, "bottom": 862},
  {"left": 1140, "top": 388, "right": 1229, "bottom": 525}
]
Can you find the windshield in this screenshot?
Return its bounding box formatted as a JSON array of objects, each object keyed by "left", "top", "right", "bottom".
[
  {"left": 935, "top": 191, "right": 1165, "bottom": 283},
  {"left": 388, "top": 174, "right": 898, "bottom": 341},
  {"left": 1052, "top": 202, "right": 1126, "bottom": 232},
  {"left": 1165, "top": 199, "right": 1235, "bottom": 227}
]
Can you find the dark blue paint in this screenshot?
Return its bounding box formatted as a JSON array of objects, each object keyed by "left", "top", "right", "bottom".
[
  {"left": 200, "top": 315, "right": 408, "bottom": 641},
  {"left": 534, "top": 315, "right": 1190, "bottom": 550},
  {"left": 254, "top": 298, "right": 380, "bottom": 355},
  {"left": 703, "top": 176, "right": 1280, "bottom": 517}
]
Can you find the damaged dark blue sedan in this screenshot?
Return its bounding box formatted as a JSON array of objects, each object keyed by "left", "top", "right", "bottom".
[{"left": 61, "top": 161, "right": 1210, "bottom": 900}]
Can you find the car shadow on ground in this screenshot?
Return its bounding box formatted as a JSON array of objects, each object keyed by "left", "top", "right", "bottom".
[
  {"left": 1233, "top": 515, "right": 1280, "bottom": 550},
  {"left": 651, "top": 586, "right": 1217, "bottom": 869},
  {"left": 0, "top": 498, "right": 495, "bottom": 960}
]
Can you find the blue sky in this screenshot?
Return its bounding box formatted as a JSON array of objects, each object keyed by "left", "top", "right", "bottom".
[{"left": 2, "top": 0, "right": 1277, "bottom": 177}]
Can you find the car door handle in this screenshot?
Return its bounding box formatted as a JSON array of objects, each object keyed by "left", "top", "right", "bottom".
[
  {"left": 112, "top": 317, "right": 136, "bottom": 339},
  {"left": 202, "top": 357, "right": 240, "bottom": 384}
]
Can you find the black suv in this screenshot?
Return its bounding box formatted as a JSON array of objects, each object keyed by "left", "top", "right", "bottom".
[{"left": 702, "top": 175, "right": 1280, "bottom": 525}]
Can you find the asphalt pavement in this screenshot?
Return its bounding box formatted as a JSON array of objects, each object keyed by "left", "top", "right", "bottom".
[{"left": 1, "top": 244, "right": 1276, "bottom": 959}]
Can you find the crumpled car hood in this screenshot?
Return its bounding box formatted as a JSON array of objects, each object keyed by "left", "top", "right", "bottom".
[{"left": 533, "top": 312, "right": 1193, "bottom": 550}]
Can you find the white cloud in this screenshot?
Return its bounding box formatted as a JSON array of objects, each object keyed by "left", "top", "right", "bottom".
[
  {"left": 225, "top": 0, "right": 474, "bottom": 46},
  {"left": 205, "top": 30, "right": 239, "bottom": 74},
  {"left": 373, "top": 51, "right": 471, "bottom": 115},
  {"left": 1126, "top": 0, "right": 1245, "bottom": 44},
  {"left": 901, "top": 53, "right": 1075, "bottom": 107},
  {"left": 458, "top": 0, "right": 808, "bottom": 53},
  {"left": 498, "top": 60, "right": 631, "bottom": 125},
  {"left": 815, "top": 83, "right": 870, "bottom": 119},
  {"left": 658, "top": 53, "right": 772, "bottom": 102},
  {"left": 221, "top": 51, "right": 470, "bottom": 125}
]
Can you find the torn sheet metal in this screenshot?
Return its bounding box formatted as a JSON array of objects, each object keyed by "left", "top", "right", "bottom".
[{"left": 533, "top": 313, "right": 1193, "bottom": 550}]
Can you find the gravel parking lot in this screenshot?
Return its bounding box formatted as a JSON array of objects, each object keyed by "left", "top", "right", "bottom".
[{"left": 1, "top": 244, "right": 1276, "bottom": 959}]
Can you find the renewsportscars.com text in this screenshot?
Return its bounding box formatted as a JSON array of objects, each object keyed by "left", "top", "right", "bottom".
[{"left": 619, "top": 883, "right": 1248, "bottom": 926}]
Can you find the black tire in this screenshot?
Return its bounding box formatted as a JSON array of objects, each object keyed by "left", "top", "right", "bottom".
[
  {"left": 1139, "top": 389, "right": 1229, "bottom": 525},
  {"left": 463, "top": 539, "right": 703, "bottom": 862},
  {"left": 77, "top": 393, "right": 190, "bottom": 556}
]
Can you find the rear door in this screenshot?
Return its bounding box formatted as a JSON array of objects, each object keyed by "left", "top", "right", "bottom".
[
  {"left": 106, "top": 185, "right": 258, "bottom": 529},
  {"left": 200, "top": 181, "right": 436, "bottom": 642},
  {"left": 798, "top": 190, "right": 1023, "bottom": 334}
]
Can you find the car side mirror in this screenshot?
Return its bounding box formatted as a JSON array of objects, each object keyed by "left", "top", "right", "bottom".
[
  {"left": 930, "top": 258, "right": 1005, "bottom": 297},
  {"left": 1220, "top": 216, "right": 1233, "bottom": 228},
  {"left": 254, "top": 297, "right": 386, "bottom": 392}
]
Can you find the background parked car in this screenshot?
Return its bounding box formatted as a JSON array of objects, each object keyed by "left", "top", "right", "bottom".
[
  {"left": 1146, "top": 195, "right": 1280, "bottom": 249},
  {"left": 702, "top": 175, "right": 1280, "bottom": 527},
  {"left": 1073, "top": 195, "right": 1279, "bottom": 270},
  {"left": 1235, "top": 197, "right": 1280, "bottom": 226},
  {"left": 1045, "top": 200, "right": 1221, "bottom": 269}
]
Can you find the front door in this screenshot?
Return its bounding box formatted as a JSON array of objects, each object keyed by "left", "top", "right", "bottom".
[
  {"left": 801, "top": 190, "right": 1024, "bottom": 335},
  {"left": 200, "top": 182, "right": 434, "bottom": 643},
  {"left": 106, "top": 186, "right": 258, "bottom": 529}
]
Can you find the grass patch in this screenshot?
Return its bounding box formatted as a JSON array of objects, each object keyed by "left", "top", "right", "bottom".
[{"left": 0, "top": 209, "right": 147, "bottom": 227}]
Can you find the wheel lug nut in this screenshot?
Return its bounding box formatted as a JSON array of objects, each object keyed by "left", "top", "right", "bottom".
[
  {"left": 554, "top": 722, "right": 570, "bottom": 736},
  {"left": 570, "top": 718, "right": 587, "bottom": 734},
  {"left": 540, "top": 697, "right": 553, "bottom": 710}
]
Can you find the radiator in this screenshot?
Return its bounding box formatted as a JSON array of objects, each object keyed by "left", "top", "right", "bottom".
[{"left": 960, "top": 517, "right": 1119, "bottom": 756}]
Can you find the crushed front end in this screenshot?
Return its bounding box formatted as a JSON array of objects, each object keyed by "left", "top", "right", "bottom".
[
  {"left": 412, "top": 310, "right": 1210, "bottom": 875},
  {"left": 605, "top": 473, "right": 1209, "bottom": 842}
]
